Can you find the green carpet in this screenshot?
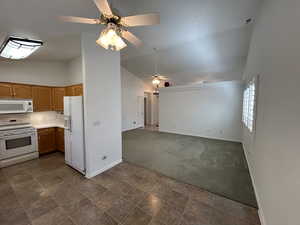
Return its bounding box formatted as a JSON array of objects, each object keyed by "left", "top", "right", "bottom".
[{"left": 122, "top": 129, "right": 257, "bottom": 207}]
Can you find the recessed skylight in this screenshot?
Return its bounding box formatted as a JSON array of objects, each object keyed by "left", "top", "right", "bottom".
[{"left": 0, "top": 37, "right": 43, "bottom": 60}]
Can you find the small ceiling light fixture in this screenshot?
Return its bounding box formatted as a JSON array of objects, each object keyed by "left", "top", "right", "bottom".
[
  {"left": 96, "top": 23, "right": 127, "bottom": 51},
  {"left": 0, "top": 37, "right": 43, "bottom": 60}
]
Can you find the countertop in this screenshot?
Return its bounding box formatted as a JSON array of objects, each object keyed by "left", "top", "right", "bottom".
[{"left": 33, "top": 124, "right": 65, "bottom": 129}]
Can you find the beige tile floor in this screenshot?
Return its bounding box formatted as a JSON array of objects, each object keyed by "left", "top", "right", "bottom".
[{"left": 0, "top": 152, "right": 260, "bottom": 225}]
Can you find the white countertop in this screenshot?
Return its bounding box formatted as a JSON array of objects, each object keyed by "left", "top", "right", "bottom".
[{"left": 33, "top": 124, "right": 65, "bottom": 129}]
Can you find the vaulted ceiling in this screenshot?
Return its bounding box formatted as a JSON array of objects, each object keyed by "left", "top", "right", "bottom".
[{"left": 0, "top": 0, "right": 262, "bottom": 85}]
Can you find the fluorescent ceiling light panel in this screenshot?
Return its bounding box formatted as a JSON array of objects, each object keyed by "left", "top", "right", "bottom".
[{"left": 0, "top": 37, "right": 43, "bottom": 59}]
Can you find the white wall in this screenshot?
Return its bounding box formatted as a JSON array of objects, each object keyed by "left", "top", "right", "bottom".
[
  {"left": 152, "top": 95, "right": 159, "bottom": 126},
  {"left": 67, "top": 57, "right": 83, "bottom": 85},
  {"left": 0, "top": 60, "right": 68, "bottom": 86},
  {"left": 81, "top": 32, "right": 122, "bottom": 178},
  {"left": 242, "top": 1, "right": 300, "bottom": 225},
  {"left": 159, "top": 81, "right": 243, "bottom": 142},
  {"left": 121, "top": 67, "right": 146, "bottom": 131}
]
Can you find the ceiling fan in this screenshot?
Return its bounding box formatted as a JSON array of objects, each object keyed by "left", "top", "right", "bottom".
[
  {"left": 151, "top": 48, "right": 169, "bottom": 86},
  {"left": 60, "top": 0, "right": 160, "bottom": 51}
]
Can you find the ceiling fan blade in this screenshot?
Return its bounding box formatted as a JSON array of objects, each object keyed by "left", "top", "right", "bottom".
[
  {"left": 121, "top": 13, "right": 160, "bottom": 27},
  {"left": 121, "top": 30, "right": 142, "bottom": 47},
  {"left": 93, "top": 0, "right": 113, "bottom": 17},
  {"left": 59, "top": 16, "right": 100, "bottom": 24},
  {"left": 159, "top": 76, "right": 168, "bottom": 80}
]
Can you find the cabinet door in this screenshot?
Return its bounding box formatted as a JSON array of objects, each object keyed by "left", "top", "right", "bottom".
[
  {"left": 56, "top": 128, "right": 65, "bottom": 152},
  {"left": 66, "top": 86, "right": 74, "bottom": 96},
  {"left": 73, "top": 84, "right": 83, "bottom": 96},
  {"left": 38, "top": 128, "right": 56, "bottom": 154},
  {"left": 12, "top": 84, "right": 32, "bottom": 99},
  {"left": 32, "top": 86, "right": 52, "bottom": 111},
  {"left": 0, "top": 83, "right": 13, "bottom": 98},
  {"left": 52, "top": 87, "right": 65, "bottom": 111}
]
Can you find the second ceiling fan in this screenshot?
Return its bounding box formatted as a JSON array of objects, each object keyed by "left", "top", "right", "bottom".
[{"left": 60, "top": 0, "right": 160, "bottom": 51}]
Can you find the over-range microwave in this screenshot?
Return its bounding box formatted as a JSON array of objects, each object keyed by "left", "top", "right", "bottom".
[{"left": 0, "top": 99, "right": 33, "bottom": 114}]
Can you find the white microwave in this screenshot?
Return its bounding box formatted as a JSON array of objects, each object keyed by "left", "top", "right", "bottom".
[{"left": 0, "top": 100, "right": 33, "bottom": 114}]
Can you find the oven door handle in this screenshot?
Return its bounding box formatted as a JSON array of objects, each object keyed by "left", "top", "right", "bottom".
[{"left": 1, "top": 133, "right": 36, "bottom": 140}]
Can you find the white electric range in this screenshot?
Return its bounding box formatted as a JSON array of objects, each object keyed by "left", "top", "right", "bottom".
[{"left": 0, "top": 122, "right": 38, "bottom": 168}]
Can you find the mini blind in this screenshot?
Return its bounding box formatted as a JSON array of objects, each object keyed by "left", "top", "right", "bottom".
[{"left": 242, "top": 78, "right": 256, "bottom": 132}]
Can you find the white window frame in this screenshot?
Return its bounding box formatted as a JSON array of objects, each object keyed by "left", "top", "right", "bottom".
[{"left": 242, "top": 77, "right": 258, "bottom": 133}]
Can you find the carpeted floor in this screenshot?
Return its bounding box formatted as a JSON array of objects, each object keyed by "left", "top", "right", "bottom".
[{"left": 122, "top": 129, "right": 257, "bottom": 207}]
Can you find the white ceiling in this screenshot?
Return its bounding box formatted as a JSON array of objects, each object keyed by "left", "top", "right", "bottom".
[{"left": 0, "top": 0, "right": 262, "bottom": 85}]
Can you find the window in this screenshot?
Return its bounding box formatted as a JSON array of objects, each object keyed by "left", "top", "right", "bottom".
[{"left": 243, "top": 78, "right": 257, "bottom": 132}]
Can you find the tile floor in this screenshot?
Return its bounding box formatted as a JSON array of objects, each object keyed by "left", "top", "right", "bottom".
[{"left": 0, "top": 152, "right": 260, "bottom": 225}]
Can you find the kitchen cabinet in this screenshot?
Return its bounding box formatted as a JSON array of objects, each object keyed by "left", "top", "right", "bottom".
[
  {"left": 32, "top": 86, "right": 52, "bottom": 111},
  {"left": 0, "top": 83, "right": 13, "bottom": 98},
  {"left": 0, "top": 83, "right": 32, "bottom": 99},
  {"left": 52, "top": 87, "right": 65, "bottom": 111},
  {"left": 0, "top": 82, "right": 83, "bottom": 111},
  {"left": 38, "top": 128, "right": 56, "bottom": 154},
  {"left": 56, "top": 127, "right": 65, "bottom": 152},
  {"left": 66, "top": 84, "right": 83, "bottom": 96},
  {"left": 73, "top": 84, "right": 83, "bottom": 96},
  {"left": 12, "top": 84, "right": 32, "bottom": 99}
]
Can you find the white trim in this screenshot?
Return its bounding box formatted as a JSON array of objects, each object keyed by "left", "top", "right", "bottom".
[
  {"left": 159, "top": 81, "right": 242, "bottom": 93},
  {"left": 85, "top": 159, "right": 122, "bottom": 179},
  {"left": 159, "top": 129, "right": 242, "bottom": 143},
  {"left": 242, "top": 143, "right": 267, "bottom": 225},
  {"left": 122, "top": 126, "right": 144, "bottom": 132}
]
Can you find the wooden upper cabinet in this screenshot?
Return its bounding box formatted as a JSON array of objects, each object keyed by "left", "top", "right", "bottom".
[
  {"left": 52, "top": 87, "right": 65, "bottom": 111},
  {"left": 12, "top": 84, "right": 32, "bottom": 99},
  {"left": 0, "top": 83, "right": 13, "bottom": 98},
  {"left": 73, "top": 84, "right": 83, "bottom": 96},
  {"left": 32, "top": 86, "right": 52, "bottom": 112},
  {"left": 65, "top": 84, "right": 83, "bottom": 96},
  {"left": 66, "top": 86, "right": 74, "bottom": 96}
]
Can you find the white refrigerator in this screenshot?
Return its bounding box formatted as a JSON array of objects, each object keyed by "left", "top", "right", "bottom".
[{"left": 64, "top": 96, "right": 85, "bottom": 174}]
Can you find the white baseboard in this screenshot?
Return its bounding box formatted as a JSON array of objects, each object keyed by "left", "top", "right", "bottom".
[
  {"left": 159, "top": 129, "right": 242, "bottom": 143},
  {"left": 122, "top": 126, "right": 143, "bottom": 132},
  {"left": 242, "top": 143, "right": 267, "bottom": 225},
  {"left": 85, "top": 159, "right": 122, "bottom": 179}
]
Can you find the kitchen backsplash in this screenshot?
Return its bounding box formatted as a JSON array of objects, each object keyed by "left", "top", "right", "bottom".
[{"left": 0, "top": 111, "right": 64, "bottom": 126}]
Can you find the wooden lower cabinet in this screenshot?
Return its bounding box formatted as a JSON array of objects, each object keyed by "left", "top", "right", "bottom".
[
  {"left": 56, "top": 128, "right": 65, "bottom": 152},
  {"left": 38, "top": 127, "right": 65, "bottom": 154},
  {"left": 38, "top": 128, "right": 56, "bottom": 154}
]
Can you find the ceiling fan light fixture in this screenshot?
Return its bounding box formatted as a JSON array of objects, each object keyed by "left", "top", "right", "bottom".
[
  {"left": 152, "top": 77, "right": 161, "bottom": 86},
  {"left": 96, "top": 24, "right": 127, "bottom": 51}
]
